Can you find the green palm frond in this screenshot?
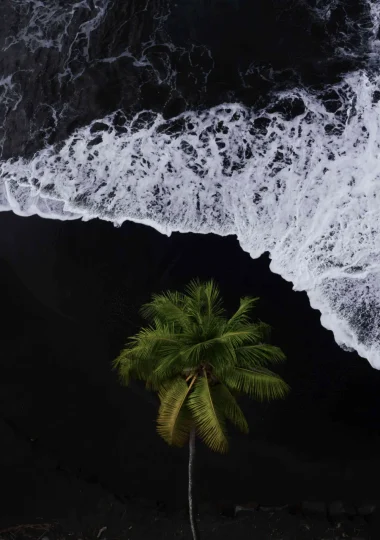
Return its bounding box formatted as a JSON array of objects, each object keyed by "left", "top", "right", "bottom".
[
  {"left": 185, "top": 279, "right": 225, "bottom": 322},
  {"left": 145, "top": 335, "right": 185, "bottom": 386},
  {"left": 171, "top": 328, "right": 260, "bottom": 376},
  {"left": 130, "top": 323, "right": 177, "bottom": 349},
  {"left": 187, "top": 374, "right": 229, "bottom": 453},
  {"left": 201, "top": 279, "right": 225, "bottom": 318},
  {"left": 129, "top": 329, "right": 176, "bottom": 378},
  {"left": 116, "top": 322, "right": 183, "bottom": 384},
  {"left": 112, "top": 347, "right": 135, "bottom": 386},
  {"left": 225, "top": 296, "right": 259, "bottom": 330},
  {"left": 217, "top": 328, "right": 262, "bottom": 347},
  {"left": 179, "top": 336, "right": 236, "bottom": 370},
  {"left": 140, "top": 291, "right": 189, "bottom": 329},
  {"left": 255, "top": 321, "right": 272, "bottom": 341},
  {"left": 224, "top": 367, "right": 290, "bottom": 401},
  {"left": 113, "top": 343, "right": 157, "bottom": 384},
  {"left": 212, "top": 384, "right": 249, "bottom": 434},
  {"left": 150, "top": 351, "right": 185, "bottom": 386},
  {"left": 157, "top": 377, "right": 195, "bottom": 447},
  {"left": 236, "top": 344, "right": 286, "bottom": 367},
  {"left": 134, "top": 324, "right": 180, "bottom": 353},
  {"left": 204, "top": 341, "right": 237, "bottom": 374},
  {"left": 183, "top": 279, "right": 204, "bottom": 325},
  {"left": 180, "top": 340, "right": 213, "bottom": 365}
]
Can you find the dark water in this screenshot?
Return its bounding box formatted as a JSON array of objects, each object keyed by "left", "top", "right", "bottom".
[{"left": 0, "top": 0, "right": 373, "bottom": 159}]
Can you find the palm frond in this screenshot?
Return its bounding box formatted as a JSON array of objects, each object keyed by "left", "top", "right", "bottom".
[
  {"left": 212, "top": 384, "right": 249, "bottom": 434},
  {"left": 115, "top": 322, "right": 181, "bottom": 384},
  {"left": 157, "top": 377, "right": 195, "bottom": 447},
  {"left": 255, "top": 321, "right": 272, "bottom": 341},
  {"left": 150, "top": 350, "right": 185, "bottom": 386},
  {"left": 183, "top": 279, "right": 204, "bottom": 324},
  {"left": 112, "top": 347, "right": 135, "bottom": 386},
  {"left": 236, "top": 344, "right": 286, "bottom": 367},
  {"left": 201, "top": 279, "right": 225, "bottom": 318},
  {"left": 131, "top": 324, "right": 179, "bottom": 354},
  {"left": 113, "top": 342, "right": 157, "bottom": 384},
  {"left": 140, "top": 291, "right": 190, "bottom": 328},
  {"left": 179, "top": 337, "right": 235, "bottom": 370},
  {"left": 217, "top": 328, "right": 262, "bottom": 347},
  {"left": 204, "top": 341, "right": 237, "bottom": 373},
  {"left": 224, "top": 367, "right": 290, "bottom": 402},
  {"left": 187, "top": 374, "right": 229, "bottom": 453},
  {"left": 184, "top": 278, "right": 225, "bottom": 322},
  {"left": 225, "top": 296, "right": 259, "bottom": 330}
]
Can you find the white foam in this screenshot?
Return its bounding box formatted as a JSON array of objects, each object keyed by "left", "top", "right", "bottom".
[
  {"left": 1, "top": 0, "right": 380, "bottom": 367},
  {"left": 3, "top": 0, "right": 110, "bottom": 82}
]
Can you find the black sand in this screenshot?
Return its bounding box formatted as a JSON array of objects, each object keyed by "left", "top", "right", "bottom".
[{"left": 0, "top": 212, "right": 380, "bottom": 538}]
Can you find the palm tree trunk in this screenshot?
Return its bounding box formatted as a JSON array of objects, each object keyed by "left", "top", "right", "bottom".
[{"left": 188, "top": 427, "right": 200, "bottom": 540}]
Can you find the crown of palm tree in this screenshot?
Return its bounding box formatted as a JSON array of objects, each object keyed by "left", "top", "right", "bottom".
[{"left": 113, "top": 279, "right": 289, "bottom": 453}]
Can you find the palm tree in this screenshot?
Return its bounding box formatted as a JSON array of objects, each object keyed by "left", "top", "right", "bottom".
[{"left": 113, "top": 279, "right": 289, "bottom": 540}]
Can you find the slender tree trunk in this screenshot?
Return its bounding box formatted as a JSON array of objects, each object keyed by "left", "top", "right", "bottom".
[{"left": 188, "top": 427, "right": 200, "bottom": 540}]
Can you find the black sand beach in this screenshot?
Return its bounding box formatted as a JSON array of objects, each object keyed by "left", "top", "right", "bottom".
[{"left": 1, "top": 212, "right": 380, "bottom": 538}]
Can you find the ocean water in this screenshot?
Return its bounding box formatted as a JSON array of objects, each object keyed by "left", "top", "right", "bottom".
[{"left": 0, "top": 0, "right": 379, "bottom": 366}]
